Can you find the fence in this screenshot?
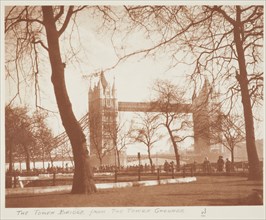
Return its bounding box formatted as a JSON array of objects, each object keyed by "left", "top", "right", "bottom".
[
  {"left": 6, "top": 161, "right": 258, "bottom": 189},
  {"left": 6, "top": 166, "right": 196, "bottom": 188}
]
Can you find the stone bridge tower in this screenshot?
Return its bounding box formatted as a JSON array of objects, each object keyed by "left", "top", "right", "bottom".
[
  {"left": 88, "top": 71, "right": 118, "bottom": 166},
  {"left": 192, "top": 79, "right": 212, "bottom": 158}
]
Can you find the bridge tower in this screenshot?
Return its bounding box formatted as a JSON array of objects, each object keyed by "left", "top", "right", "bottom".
[
  {"left": 88, "top": 71, "right": 118, "bottom": 166},
  {"left": 192, "top": 79, "right": 211, "bottom": 157}
]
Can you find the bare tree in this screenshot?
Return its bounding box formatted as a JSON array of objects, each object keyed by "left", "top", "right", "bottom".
[
  {"left": 152, "top": 80, "right": 193, "bottom": 170},
  {"left": 5, "top": 105, "right": 36, "bottom": 172},
  {"left": 130, "top": 112, "right": 162, "bottom": 167},
  {"left": 216, "top": 114, "right": 246, "bottom": 168},
  {"left": 42, "top": 6, "right": 97, "bottom": 193},
  {"left": 5, "top": 105, "right": 24, "bottom": 172},
  {"left": 31, "top": 110, "right": 55, "bottom": 168},
  {"left": 115, "top": 119, "right": 134, "bottom": 168},
  {"left": 5, "top": 6, "right": 97, "bottom": 193}
]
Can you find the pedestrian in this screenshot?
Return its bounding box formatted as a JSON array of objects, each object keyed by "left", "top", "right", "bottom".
[
  {"left": 217, "top": 156, "right": 225, "bottom": 172},
  {"left": 225, "top": 158, "right": 231, "bottom": 173},
  {"left": 164, "top": 160, "right": 169, "bottom": 173},
  {"left": 47, "top": 163, "right": 51, "bottom": 173},
  {"left": 203, "top": 157, "right": 211, "bottom": 173},
  {"left": 170, "top": 161, "right": 175, "bottom": 172},
  {"left": 144, "top": 163, "right": 148, "bottom": 173},
  {"left": 65, "top": 163, "right": 69, "bottom": 172}
]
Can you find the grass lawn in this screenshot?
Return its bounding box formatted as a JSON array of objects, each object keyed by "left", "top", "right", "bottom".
[{"left": 5, "top": 176, "right": 263, "bottom": 207}]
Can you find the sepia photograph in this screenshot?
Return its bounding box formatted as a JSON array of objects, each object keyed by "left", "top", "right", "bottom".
[{"left": 1, "top": 1, "right": 265, "bottom": 219}]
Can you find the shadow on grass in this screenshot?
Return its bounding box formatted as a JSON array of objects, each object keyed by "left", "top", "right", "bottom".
[
  {"left": 6, "top": 189, "right": 114, "bottom": 199},
  {"left": 6, "top": 192, "right": 69, "bottom": 199},
  {"left": 198, "top": 198, "right": 244, "bottom": 206},
  {"left": 162, "top": 193, "right": 205, "bottom": 197},
  {"left": 210, "top": 179, "right": 248, "bottom": 184},
  {"left": 208, "top": 179, "right": 263, "bottom": 188},
  {"left": 199, "top": 196, "right": 263, "bottom": 206},
  {"left": 231, "top": 183, "right": 263, "bottom": 187}
]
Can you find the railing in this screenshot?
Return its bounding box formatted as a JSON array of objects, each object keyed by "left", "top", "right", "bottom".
[
  {"left": 6, "top": 161, "right": 260, "bottom": 189},
  {"left": 6, "top": 173, "right": 74, "bottom": 188},
  {"left": 7, "top": 169, "right": 185, "bottom": 188}
]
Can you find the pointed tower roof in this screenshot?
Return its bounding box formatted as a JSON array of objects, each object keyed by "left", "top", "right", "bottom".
[
  {"left": 199, "top": 77, "right": 211, "bottom": 94},
  {"left": 89, "top": 78, "right": 93, "bottom": 93},
  {"left": 112, "top": 77, "right": 116, "bottom": 97},
  {"left": 100, "top": 71, "right": 108, "bottom": 91},
  {"left": 203, "top": 76, "right": 210, "bottom": 87},
  {"left": 198, "top": 77, "right": 212, "bottom": 102}
]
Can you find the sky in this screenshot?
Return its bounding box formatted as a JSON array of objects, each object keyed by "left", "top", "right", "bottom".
[{"left": 4, "top": 5, "right": 264, "bottom": 155}]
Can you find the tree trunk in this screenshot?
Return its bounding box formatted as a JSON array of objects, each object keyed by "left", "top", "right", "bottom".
[
  {"left": 19, "top": 161, "right": 22, "bottom": 172},
  {"left": 25, "top": 150, "right": 30, "bottom": 172},
  {"left": 147, "top": 147, "right": 153, "bottom": 167},
  {"left": 233, "top": 7, "right": 261, "bottom": 180},
  {"left": 166, "top": 126, "right": 180, "bottom": 170},
  {"left": 231, "top": 148, "right": 234, "bottom": 172},
  {"left": 99, "top": 156, "right": 103, "bottom": 167},
  {"left": 42, "top": 6, "right": 96, "bottom": 194},
  {"left": 22, "top": 144, "right": 31, "bottom": 172},
  {"left": 42, "top": 149, "right": 45, "bottom": 169},
  {"left": 116, "top": 148, "right": 121, "bottom": 168}
]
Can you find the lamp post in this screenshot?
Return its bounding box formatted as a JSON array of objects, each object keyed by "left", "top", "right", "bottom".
[
  {"left": 138, "top": 152, "right": 141, "bottom": 181},
  {"left": 114, "top": 147, "right": 117, "bottom": 168}
]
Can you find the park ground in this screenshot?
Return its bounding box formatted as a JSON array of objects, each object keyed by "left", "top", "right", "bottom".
[{"left": 5, "top": 176, "right": 263, "bottom": 207}]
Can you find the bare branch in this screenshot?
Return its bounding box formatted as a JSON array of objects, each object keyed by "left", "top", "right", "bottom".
[
  {"left": 58, "top": 6, "right": 74, "bottom": 36},
  {"left": 54, "top": 6, "right": 64, "bottom": 21}
]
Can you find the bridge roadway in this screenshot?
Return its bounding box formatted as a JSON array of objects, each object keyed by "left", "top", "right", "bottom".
[{"left": 118, "top": 101, "right": 192, "bottom": 113}]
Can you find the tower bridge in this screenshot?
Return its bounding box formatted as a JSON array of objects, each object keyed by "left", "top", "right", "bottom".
[{"left": 88, "top": 71, "right": 213, "bottom": 166}]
